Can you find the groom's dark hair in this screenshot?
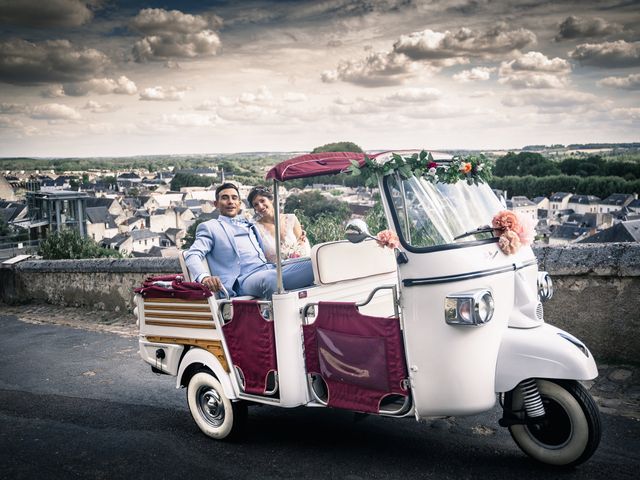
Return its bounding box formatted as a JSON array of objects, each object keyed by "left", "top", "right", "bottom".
[{"left": 215, "top": 183, "right": 240, "bottom": 200}]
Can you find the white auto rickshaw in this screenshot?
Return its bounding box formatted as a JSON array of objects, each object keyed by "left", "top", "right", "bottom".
[{"left": 135, "top": 150, "right": 600, "bottom": 467}]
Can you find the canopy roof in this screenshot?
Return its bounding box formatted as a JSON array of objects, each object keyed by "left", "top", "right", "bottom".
[{"left": 265, "top": 150, "right": 452, "bottom": 182}]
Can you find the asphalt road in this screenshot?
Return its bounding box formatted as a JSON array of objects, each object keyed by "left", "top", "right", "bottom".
[{"left": 0, "top": 314, "right": 638, "bottom": 480}]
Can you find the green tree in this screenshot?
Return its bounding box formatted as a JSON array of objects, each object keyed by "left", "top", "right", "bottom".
[
  {"left": 170, "top": 173, "right": 213, "bottom": 191},
  {"left": 364, "top": 195, "right": 388, "bottom": 234},
  {"left": 39, "top": 229, "right": 122, "bottom": 259},
  {"left": 183, "top": 218, "right": 207, "bottom": 249},
  {"left": 494, "top": 152, "right": 561, "bottom": 177},
  {"left": 284, "top": 191, "right": 351, "bottom": 221},
  {"left": 312, "top": 141, "right": 363, "bottom": 153},
  {"left": 294, "top": 211, "right": 345, "bottom": 244}
]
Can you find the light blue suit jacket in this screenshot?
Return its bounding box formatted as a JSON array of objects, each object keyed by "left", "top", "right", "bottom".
[{"left": 184, "top": 217, "right": 265, "bottom": 297}]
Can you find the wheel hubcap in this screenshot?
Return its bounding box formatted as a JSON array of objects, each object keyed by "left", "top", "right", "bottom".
[
  {"left": 197, "top": 386, "right": 225, "bottom": 427},
  {"left": 526, "top": 397, "right": 572, "bottom": 448}
]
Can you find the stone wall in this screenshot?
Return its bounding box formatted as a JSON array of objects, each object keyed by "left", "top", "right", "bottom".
[{"left": 1, "top": 243, "right": 638, "bottom": 363}]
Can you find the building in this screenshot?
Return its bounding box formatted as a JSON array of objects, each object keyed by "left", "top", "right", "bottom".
[
  {"left": 548, "top": 224, "right": 591, "bottom": 245},
  {"left": 507, "top": 196, "right": 537, "bottom": 223},
  {"left": 598, "top": 193, "right": 637, "bottom": 214},
  {"left": 568, "top": 195, "right": 601, "bottom": 215},
  {"left": 549, "top": 192, "right": 572, "bottom": 217},
  {"left": 579, "top": 220, "right": 640, "bottom": 243},
  {"left": 0, "top": 176, "right": 16, "bottom": 201},
  {"left": 25, "top": 190, "right": 89, "bottom": 238}
]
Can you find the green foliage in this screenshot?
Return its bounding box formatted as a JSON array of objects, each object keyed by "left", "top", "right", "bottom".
[
  {"left": 494, "top": 152, "right": 561, "bottom": 177},
  {"left": 349, "top": 151, "right": 492, "bottom": 188},
  {"left": 364, "top": 196, "right": 388, "bottom": 233},
  {"left": 39, "top": 229, "right": 122, "bottom": 260},
  {"left": 170, "top": 173, "right": 213, "bottom": 191},
  {"left": 183, "top": 218, "right": 207, "bottom": 249},
  {"left": 294, "top": 210, "right": 345, "bottom": 244},
  {"left": 491, "top": 175, "right": 640, "bottom": 199},
  {"left": 284, "top": 191, "right": 351, "bottom": 221},
  {"left": 312, "top": 141, "right": 363, "bottom": 153}
]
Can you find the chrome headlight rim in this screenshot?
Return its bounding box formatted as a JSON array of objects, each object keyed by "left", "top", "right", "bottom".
[{"left": 445, "top": 289, "right": 495, "bottom": 326}]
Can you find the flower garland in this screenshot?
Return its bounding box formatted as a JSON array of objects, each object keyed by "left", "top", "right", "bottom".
[
  {"left": 491, "top": 210, "right": 536, "bottom": 255},
  {"left": 348, "top": 150, "right": 492, "bottom": 188}
]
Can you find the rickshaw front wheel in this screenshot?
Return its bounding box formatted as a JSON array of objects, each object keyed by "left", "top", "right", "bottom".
[
  {"left": 505, "top": 379, "right": 601, "bottom": 467},
  {"left": 187, "top": 370, "right": 247, "bottom": 440}
]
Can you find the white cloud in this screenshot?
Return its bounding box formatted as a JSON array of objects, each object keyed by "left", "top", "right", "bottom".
[
  {"left": 597, "top": 73, "right": 640, "bottom": 90},
  {"left": 131, "top": 8, "right": 222, "bottom": 62},
  {"left": 499, "top": 52, "right": 571, "bottom": 89},
  {"left": 321, "top": 51, "right": 416, "bottom": 87},
  {"left": 393, "top": 23, "right": 536, "bottom": 61},
  {"left": 453, "top": 67, "right": 494, "bottom": 83},
  {"left": 569, "top": 40, "right": 640, "bottom": 68},
  {"left": 160, "top": 113, "right": 217, "bottom": 127},
  {"left": 383, "top": 87, "right": 442, "bottom": 103},
  {"left": 0, "top": 117, "right": 24, "bottom": 128},
  {"left": 41, "top": 85, "right": 66, "bottom": 98},
  {"left": 30, "top": 103, "right": 81, "bottom": 120},
  {"left": 83, "top": 100, "right": 119, "bottom": 113},
  {"left": 283, "top": 92, "right": 308, "bottom": 103},
  {"left": 139, "top": 86, "right": 186, "bottom": 101},
  {"left": 0, "top": 102, "right": 28, "bottom": 114},
  {"left": 63, "top": 76, "right": 138, "bottom": 96},
  {"left": 502, "top": 90, "right": 601, "bottom": 112},
  {"left": 609, "top": 107, "right": 640, "bottom": 121}
]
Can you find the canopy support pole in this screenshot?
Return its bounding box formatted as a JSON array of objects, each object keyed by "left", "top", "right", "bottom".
[{"left": 273, "top": 179, "right": 284, "bottom": 294}]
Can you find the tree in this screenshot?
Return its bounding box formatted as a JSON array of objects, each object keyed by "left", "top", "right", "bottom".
[
  {"left": 284, "top": 191, "right": 351, "bottom": 221},
  {"left": 494, "top": 152, "right": 561, "bottom": 177},
  {"left": 39, "top": 229, "right": 122, "bottom": 259},
  {"left": 183, "top": 218, "right": 206, "bottom": 249},
  {"left": 312, "top": 141, "right": 363, "bottom": 153},
  {"left": 170, "top": 173, "right": 212, "bottom": 191}
]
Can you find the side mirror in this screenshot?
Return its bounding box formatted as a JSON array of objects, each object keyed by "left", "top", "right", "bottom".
[{"left": 345, "top": 219, "right": 373, "bottom": 243}]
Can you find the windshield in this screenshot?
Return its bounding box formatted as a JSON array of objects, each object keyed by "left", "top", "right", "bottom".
[{"left": 384, "top": 174, "right": 504, "bottom": 249}]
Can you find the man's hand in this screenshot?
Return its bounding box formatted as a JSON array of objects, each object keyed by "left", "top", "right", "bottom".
[{"left": 201, "top": 275, "right": 223, "bottom": 292}]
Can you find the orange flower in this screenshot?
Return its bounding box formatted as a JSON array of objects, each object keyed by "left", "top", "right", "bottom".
[
  {"left": 460, "top": 162, "right": 472, "bottom": 174},
  {"left": 492, "top": 210, "right": 520, "bottom": 233},
  {"left": 498, "top": 230, "right": 521, "bottom": 255}
]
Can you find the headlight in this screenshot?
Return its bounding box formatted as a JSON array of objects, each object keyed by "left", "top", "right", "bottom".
[
  {"left": 445, "top": 289, "right": 494, "bottom": 326},
  {"left": 537, "top": 271, "right": 554, "bottom": 302}
]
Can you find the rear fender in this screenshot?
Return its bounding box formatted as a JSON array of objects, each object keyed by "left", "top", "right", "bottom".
[
  {"left": 176, "top": 347, "right": 237, "bottom": 400},
  {"left": 495, "top": 323, "right": 598, "bottom": 393}
]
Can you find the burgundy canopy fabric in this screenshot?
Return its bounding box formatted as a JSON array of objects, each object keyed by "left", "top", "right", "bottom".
[
  {"left": 222, "top": 300, "right": 278, "bottom": 396},
  {"left": 134, "top": 274, "right": 213, "bottom": 300},
  {"left": 302, "top": 302, "right": 409, "bottom": 414},
  {"left": 265, "top": 152, "right": 367, "bottom": 181}
]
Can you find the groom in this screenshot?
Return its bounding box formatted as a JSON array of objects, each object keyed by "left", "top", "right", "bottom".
[{"left": 184, "top": 183, "right": 314, "bottom": 299}]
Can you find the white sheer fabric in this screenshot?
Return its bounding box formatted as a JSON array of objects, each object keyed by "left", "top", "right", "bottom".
[{"left": 255, "top": 213, "right": 311, "bottom": 262}]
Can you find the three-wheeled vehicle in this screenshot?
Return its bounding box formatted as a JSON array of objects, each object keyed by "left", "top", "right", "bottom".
[{"left": 135, "top": 151, "right": 600, "bottom": 467}]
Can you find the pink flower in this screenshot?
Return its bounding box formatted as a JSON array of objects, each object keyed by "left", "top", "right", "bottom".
[
  {"left": 460, "top": 162, "right": 472, "bottom": 174},
  {"left": 498, "top": 230, "right": 521, "bottom": 255},
  {"left": 376, "top": 229, "right": 400, "bottom": 249},
  {"left": 492, "top": 210, "right": 520, "bottom": 234}
]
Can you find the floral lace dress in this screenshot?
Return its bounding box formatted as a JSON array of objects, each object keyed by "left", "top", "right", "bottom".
[{"left": 255, "top": 213, "right": 310, "bottom": 262}]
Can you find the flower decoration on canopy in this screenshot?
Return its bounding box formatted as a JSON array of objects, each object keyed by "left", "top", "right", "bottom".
[
  {"left": 491, "top": 210, "right": 536, "bottom": 255},
  {"left": 376, "top": 229, "right": 400, "bottom": 249},
  {"left": 348, "top": 150, "right": 492, "bottom": 188}
]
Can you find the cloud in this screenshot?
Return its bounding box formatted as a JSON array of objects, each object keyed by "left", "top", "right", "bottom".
[
  {"left": 139, "top": 86, "right": 186, "bottom": 101},
  {"left": 283, "top": 92, "right": 308, "bottom": 103},
  {"left": 0, "top": 39, "right": 110, "bottom": 85},
  {"left": 62, "top": 76, "right": 138, "bottom": 96},
  {"left": 569, "top": 40, "right": 640, "bottom": 68},
  {"left": 30, "top": 103, "right": 81, "bottom": 120},
  {"left": 453, "top": 67, "right": 494, "bottom": 83},
  {"left": 498, "top": 52, "right": 571, "bottom": 89},
  {"left": 555, "top": 16, "right": 621, "bottom": 41},
  {"left": 382, "top": 87, "right": 442, "bottom": 103},
  {"left": 393, "top": 23, "right": 536, "bottom": 61},
  {"left": 160, "top": 113, "right": 217, "bottom": 127},
  {"left": 0, "top": 102, "right": 28, "bottom": 114},
  {"left": 502, "top": 90, "right": 600, "bottom": 112},
  {"left": 321, "top": 51, "right": 416, "bottom": 87},
  {"left": 42, "top": 85, "right": 66, "bottom": 98},
  {"left": 609, "top": 107, "right": 640, "bottom": 121},
  {"left": 0, "top": 117, "right": 24, "bottom": 128},
  {"left": 597, "top": 73, "right": 640, "bottom": 90},
  {"left": 131, "top": 8, "right": 222, "bottom": 62},
  {"left": 0, "top": 0, "right": 94, "bottom": 28},
  {"left": 83, "top": 100, "right": 119, "bottom": 113}
]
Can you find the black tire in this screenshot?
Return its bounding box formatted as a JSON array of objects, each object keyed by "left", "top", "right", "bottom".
[
  {"left": 186, "top": 370, "right": 247, "bottom": 440},
  {"left": 505, "top": 379, "right": 601, "bottom": 467}
]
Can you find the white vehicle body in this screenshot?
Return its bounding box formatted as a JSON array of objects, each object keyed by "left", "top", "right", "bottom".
[{"left": 136, "top": 150, "right": 600, "bottom": 466}]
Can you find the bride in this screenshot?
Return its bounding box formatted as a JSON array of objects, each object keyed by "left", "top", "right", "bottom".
[{"left": 247, "top": 186, "right": 311, "bottom": 263}]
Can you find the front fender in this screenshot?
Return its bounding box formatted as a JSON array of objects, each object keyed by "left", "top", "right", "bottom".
[
  {"left": 495, "top": 323, "right": 598, "bottom": 393},
  {"left": 176, "top": 347, "right": 237, "bottom": 400}
]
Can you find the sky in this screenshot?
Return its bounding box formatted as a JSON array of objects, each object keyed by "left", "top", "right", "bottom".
[{"left": 0, "top": 0, "right": 639, "bottom": 158}]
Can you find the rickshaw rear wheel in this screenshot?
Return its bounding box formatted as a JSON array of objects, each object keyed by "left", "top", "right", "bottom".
[
  {"left": 187, "top": 370, "right": 247, "bottom": 440},
  {"left": 505, "top": 379, "right": 601, "bottom": 467}
]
